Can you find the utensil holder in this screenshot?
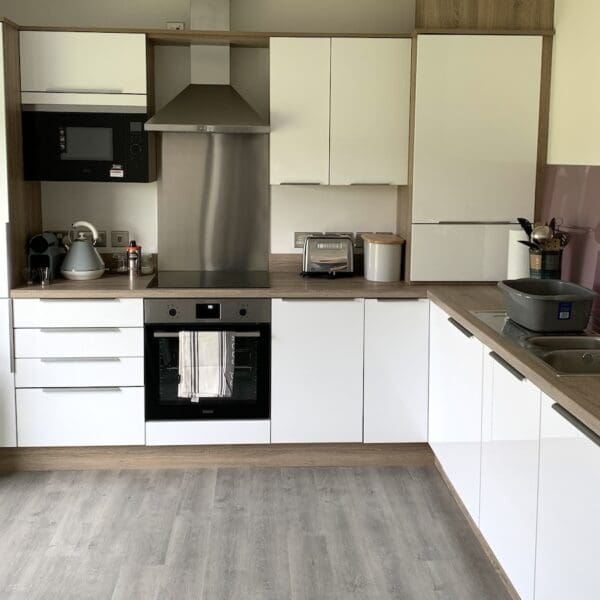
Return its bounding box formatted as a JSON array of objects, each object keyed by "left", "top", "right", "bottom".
[{"left": 529, "top": 249, "right": 562, "bottom": 280}]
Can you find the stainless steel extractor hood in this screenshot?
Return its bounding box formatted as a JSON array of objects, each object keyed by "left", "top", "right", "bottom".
[{"left": 144, "top": 84, "right": 269, "bottom": 134}]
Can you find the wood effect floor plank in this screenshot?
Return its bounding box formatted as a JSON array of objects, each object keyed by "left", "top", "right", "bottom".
[{"left": 0, "top": 466, "right": 512, "bottom": 600}]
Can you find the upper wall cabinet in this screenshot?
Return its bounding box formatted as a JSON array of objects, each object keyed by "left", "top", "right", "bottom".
[
  {"left": 548, "top": 1, "right": 600, "bottom": 165},
  {"left": 269, "top": 38, "right": 331, "bottom": 185},
  {"left": 269, "top": 37, "right": 411, "bottom": 186},
  {"left": 412, "top": 35, "right": 542, "bottom": 223},
  {"left": 329, "top": 38, "right": 411, "bottom": 185},
  {"left": 19, "top": 32, "right": 148, "bottom": 109}
]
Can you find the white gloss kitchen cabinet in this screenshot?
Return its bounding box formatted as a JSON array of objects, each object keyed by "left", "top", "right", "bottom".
[
  {"left": 410, "top": 35, "right": 542, "bottom": 281},
  {"left": 19, "top": 31, "right": 148, "bottom": 108},
  {"left": 428, "top": 302, "right": 484, "bottom": 523},
  {"left": 271, "top": 299, "right": 364, "bottom": 443},
  {"left": 363, "top": 299, "right": 429, "bottom": 443},
  {"left": 535, "top": 395, "right": 600, "bottom": 600},
  {"left": 479, "top": 350, "right": 542, "bottom": 600},
  {"left": 0, "top": 23, "right": 16, "bottom": 447},
  {"left": 13, "top": 299, "right": 145, "bottom": 447},
  {"left": 269, "top": 37, "right": 411, "bottom": 186}
]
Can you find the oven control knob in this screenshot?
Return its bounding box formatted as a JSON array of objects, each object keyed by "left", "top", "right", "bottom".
[
  {"left": 169, "top": 308, "right": 177, "bottom": 317},
  {"left": 130, "top": 143, "right": 142, "bottom": 156},
  {"left": 239, "top": 308, "right": 247, "bottom": 317}
]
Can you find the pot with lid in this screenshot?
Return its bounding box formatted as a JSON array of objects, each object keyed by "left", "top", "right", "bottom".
[{"left": 60, "top": 221, "right": 105, "bottom": 281}]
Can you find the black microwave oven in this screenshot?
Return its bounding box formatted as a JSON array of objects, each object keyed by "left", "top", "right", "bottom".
[{"left": 22, "top": 111, "right": 156, "bottom": 183}]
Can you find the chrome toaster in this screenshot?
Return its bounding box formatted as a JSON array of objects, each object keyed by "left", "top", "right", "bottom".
[{"left": 302, "top": 234, "right": 354, "bottom": 277}]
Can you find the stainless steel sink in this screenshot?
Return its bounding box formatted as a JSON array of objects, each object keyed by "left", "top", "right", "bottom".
[
  {"left": 526, "top": 336, "right": 600, "bottom": 351},
  {"left": 536, "top": 349, "right": 600, "bottom": 376}
]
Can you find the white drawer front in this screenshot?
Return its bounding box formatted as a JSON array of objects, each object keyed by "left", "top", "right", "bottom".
[
  {"left": 17, "top": 387, "right": 144, "bottom": 447},
  {"left": 145, "top": 421, "right": 271, "bottom": 446},
  {"left": 15, "top": 327, "right": 144, "bottom": 358},
  {"left": 15, "top": 357, "right": 144, "bottom": 388},
  {"left": 13, "top": 299, "right": 143, "bottom": 328}
]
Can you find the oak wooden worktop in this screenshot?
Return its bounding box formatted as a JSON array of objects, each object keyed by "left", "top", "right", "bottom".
[
  {"left": 10, "top": 272, "right": 429, "bottom": 299},
  {"left": 429, "top": 285, "right": 600, "bottom": 439},
  {"left": 10, "top": 276, "right": 600, "bottom": 437}
]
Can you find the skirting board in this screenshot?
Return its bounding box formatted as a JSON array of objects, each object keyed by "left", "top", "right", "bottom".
[
  {"left": 433, "top": 458, "right": 520, "bottom": 600},
  {"left": 0, "top": 443, "right": 433, "bottom": 472}
]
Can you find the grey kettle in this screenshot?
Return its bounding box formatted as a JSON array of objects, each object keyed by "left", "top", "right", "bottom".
[{"left": 61, "top": 221, "right": 105, "bottom": 281}]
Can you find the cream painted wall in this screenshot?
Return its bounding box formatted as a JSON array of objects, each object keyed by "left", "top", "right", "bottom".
[
  {"left": 4, "top": 0, "right": 413, "bottom": 255},
  {"left": 548, "top": 0, "right": 600, "bottom": 165},
  {"left": 271, "top": 186, "right": 397, "bottom": 254},
  {"left": 41, "top": 182, "right": 158, "bottom": 252}
]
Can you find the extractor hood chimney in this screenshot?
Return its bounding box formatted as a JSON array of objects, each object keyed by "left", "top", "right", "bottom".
[{"left": 144, "top": 0, "right": 269, "bottom": 133}]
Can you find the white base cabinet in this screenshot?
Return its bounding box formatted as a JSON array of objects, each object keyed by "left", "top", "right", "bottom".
[
  {"left": 146, "top": 421, "right": 271, "bottom": 446},
  {"left": 480, "top": 351, "right": 541, "bottom": 600},
  {"left": 16, "top": 387, "right": 144, "bottom": 447},
  {"left": 428, "top": 303, "right": 484, "bottom": 523},
  {"left": 535, "top": 395, "right": 600, "bottom": 600},
  {"left": 271, "top": 299, "right": 364, "bottom": 443},
  {"left": 0, "top": 299, "right": 15, "bottom": 447},
  {"left": 364, "top": 299, "right": 429, "bottom": 443}
]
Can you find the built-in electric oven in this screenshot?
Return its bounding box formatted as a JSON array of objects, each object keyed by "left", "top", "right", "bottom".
[
  {"left": 22, "top": 110, "right": 155, "bottom": 182},
  {"left": 144, "top": 298, "right": 270, "bottom": 421}
]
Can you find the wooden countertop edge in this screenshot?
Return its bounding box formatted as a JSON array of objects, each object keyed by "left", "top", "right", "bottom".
[{"left": 427, "top": 288, "right": 600, "bottom": 438}]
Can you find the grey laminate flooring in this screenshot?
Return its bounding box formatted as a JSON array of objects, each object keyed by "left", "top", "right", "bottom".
[{"left": 0, "top": 466, "right": 510, "bottom": 600}]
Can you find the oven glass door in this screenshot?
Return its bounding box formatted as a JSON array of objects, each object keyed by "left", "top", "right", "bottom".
[{"left": 145, "top": 323, "right": 270, "bottom": 421}]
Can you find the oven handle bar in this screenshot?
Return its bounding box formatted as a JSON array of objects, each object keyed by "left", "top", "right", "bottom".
[{"left": 152, "top": 331, "right": 261, "bottom": 339}]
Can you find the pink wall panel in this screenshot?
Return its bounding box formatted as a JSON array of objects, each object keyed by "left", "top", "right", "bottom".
[{"left": 541, "top": 166, "right": 600, "bottom": 330}]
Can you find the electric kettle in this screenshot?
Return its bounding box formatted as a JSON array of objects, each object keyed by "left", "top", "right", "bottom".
[{"left": 61, "top": 221, "right": 105, "bottom": 281}]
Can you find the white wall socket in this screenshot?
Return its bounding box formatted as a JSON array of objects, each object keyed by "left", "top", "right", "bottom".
[{"left": 111, "top": 231, "right": 129, "bottom": 247}]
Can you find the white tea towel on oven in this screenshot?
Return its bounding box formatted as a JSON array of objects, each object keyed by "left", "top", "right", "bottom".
[{"left": 178, "top": 331, "right": 234, "bottom": 400}]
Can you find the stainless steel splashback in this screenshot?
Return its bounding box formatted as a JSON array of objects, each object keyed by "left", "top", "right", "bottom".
[{"left": 157, "top": 132, "right": 269, "bottom": 271}]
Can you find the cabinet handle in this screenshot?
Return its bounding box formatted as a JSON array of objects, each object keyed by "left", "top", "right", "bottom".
[
  {"left": 45, "top": 87, "right": 123, "bottom": 94},
  {"left": 448, "top": 317, "right": 473, "bottom": 339},
  {"left": 153, "top": 331, "right": 260, "bottom": 339},
  {"left": 552, "top": 403, "right": 600, "bottom": 448},
  {"left": 437, "top": 221, "right": 517, "bottom": 225},
  {"left": 279, "top": 182, "right": 323, "bottom": 186},
  {"left": 39, "top": 328, "right": 122, "bottom": 333},
  {"left": 40, "top": 357, "right": 121, "bottom": 363},
  {"left": 38, "top": 298, "right": 120, "bottom": 303},
  {"left": 41, "top": 387, "right": 123, "bottom": 393},
  {"left": 280, "top": 298, "right": 361, "bottom": 302},
  {"left": 376, "top": 298, "right": 422, "bottom": 302},
  {"left": 489, "top": 351, "right": 526, "bottom": 382},
  {"left": 8, "top": 299, "right": 15, "bottom": 374},
  {"left": 349, "top": 182, "right": 394, "bottom": 186}
]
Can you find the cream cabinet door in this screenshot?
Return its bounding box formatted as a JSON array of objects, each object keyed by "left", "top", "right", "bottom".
[
  {"left": 480, "top": 351, "right": 541, "bottom": 600},
  {"left": 271, "top": 299, "right": 364, "bottom": 443},
  {"left": 535, "top": 395, "right": 600, "bottom": 600},
  {"left": 364, "top": 299, "right": 429, "bottom": 442},
  {"left": 20, "top": 31, "right": 147, "bottom": 107},
  {"left": 413, "top": 35, "right": 541, "bottom": 223},
  {"left": 428, "top": 302, "right": 484, "bottom": 523},
  {"left": 330, "top": 38, "right": 411, "bottom": 185},
  {"left": 269, "top": 38, "right": 331, "bottom": 185}
]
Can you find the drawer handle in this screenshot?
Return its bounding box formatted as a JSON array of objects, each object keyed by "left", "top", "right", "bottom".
[
  {"left": 376, "top": 298, "right": 422, "bottom": 302},
  {"left": 40, "top": 357, "right": 121, "bottom": 363},
  {"left": 448, "top": 317, "right": 473, "bottom": 339},
  {"left": 279, "top": 182, "right": 323, "bottom": 186},
  {"left": 38, "top": 299, "right": 120, "bottom": 303},
  {"left": 39, "top": 328, "right": 122, "bottom": 333},
  {"left": 41, "top": 387, "right": 123, "bottom": 393},
  {"left": 349, "top": 182, "right": 393, "bottom": 186},
  {"left": 45, "top": 87, "right": 124, "bottom": 94},
  {"left": 552, "top": 403, "right": 600, "bottom": 448},
  {"left": 280, "top": 298, "right": 361, "bottom": 302},
  {"left": 489, "top": 351, "right": 526, "bottom": 382}
]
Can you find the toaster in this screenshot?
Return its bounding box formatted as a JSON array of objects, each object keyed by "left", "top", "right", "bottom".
[{"left": 302, "top": 234, "right": 354, "bottom": 277}]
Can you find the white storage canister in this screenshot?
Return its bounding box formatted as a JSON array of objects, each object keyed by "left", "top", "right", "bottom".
[{"left": 362, "top": 233, "right": 405, "bottom": 282}]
